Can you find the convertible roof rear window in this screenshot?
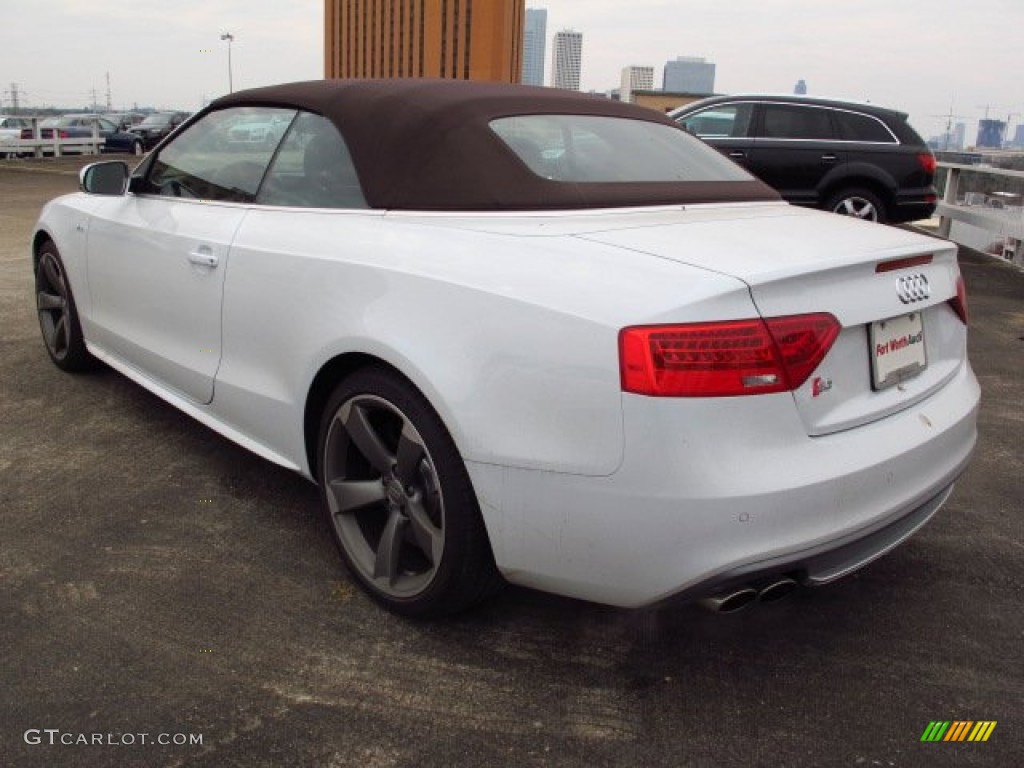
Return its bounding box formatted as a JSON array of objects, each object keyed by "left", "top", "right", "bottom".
[{"left": 490, "top": 114, "right": 753, "bottom": 184}]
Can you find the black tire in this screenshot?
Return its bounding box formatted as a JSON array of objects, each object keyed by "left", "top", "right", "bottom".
[
  {"left": 825, "top": 187, "right": 888, "bottom": 224},
  {"left": 35, "top": 241, "right": 97, "bottom": 372},
  {"left": 317, "top": 367, "right": 502, "bottom": 618}
]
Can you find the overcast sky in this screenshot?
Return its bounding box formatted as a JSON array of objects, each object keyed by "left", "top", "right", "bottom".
[{"left": 1, "top": 0, "right": 1020, "bottom": 140}]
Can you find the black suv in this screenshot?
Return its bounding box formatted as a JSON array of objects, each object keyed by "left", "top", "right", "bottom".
[
  {"left": 671, "top": 95, "right": 937, "bottom": 224},
  {"left": 129, "top": 111, "right": 190, "bottom": 150}
]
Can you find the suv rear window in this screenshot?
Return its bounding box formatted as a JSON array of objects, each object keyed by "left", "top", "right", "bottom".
[{"left": 833, "top": 110, "right": 897, "bottom": 143}]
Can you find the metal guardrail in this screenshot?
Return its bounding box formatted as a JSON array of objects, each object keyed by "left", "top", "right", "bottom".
[{"left": 936, "top": 162, "right": 1024, "bottom": 263}]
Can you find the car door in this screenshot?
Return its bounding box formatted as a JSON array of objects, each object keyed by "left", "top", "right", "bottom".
[
  {"left": 676, "top": 101, "right": 756, "bottom": 172},
  {"left": 744, "top": 102, "right": 845, "bottom": 206},
  {"left": 85, "top": 106, "right": 296, "bottom": 404}
]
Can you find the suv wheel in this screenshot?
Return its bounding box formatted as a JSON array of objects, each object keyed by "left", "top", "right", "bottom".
[{"left": 826, "top": 188, "right": 887, "bottom": 224}]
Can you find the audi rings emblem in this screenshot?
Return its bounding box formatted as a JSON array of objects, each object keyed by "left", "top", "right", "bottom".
[{"left": 896, "top": 273, "right": 931, "bottom": 304}]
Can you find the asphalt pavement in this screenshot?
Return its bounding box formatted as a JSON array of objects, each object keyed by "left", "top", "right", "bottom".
[{"left": 1, "top": 156, "right": 1021, "bottom": 767}]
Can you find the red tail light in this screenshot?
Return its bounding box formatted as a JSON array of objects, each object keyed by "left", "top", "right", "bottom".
[
  {"left": 917, "top": 152, "right": 937, "bottom": 174},
  {"left": 949, "top": 275, "right": 968, "bottom": 325},
  {"left": 58, "top": 130, "right": 69, "bottom": 139},
  {"left": 619, "top": 313, "right": 841, "bottom": 397}
]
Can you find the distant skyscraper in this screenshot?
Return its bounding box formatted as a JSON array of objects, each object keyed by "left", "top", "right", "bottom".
[
  {"left": 522, "top": 8, "right": 547, "bottom": 86},
  {"left": 954, "top": 122, "right": 967, "bottom": 151},
  {"left": 794, "top": 79, "right": 807, "bottom": 95},
  {"left": 620, "top": 66, "right": 653, "bottom": 103},
  {"left": 552, "top": 29, "right": 582, "bottom": 90},
  {"left": 662, "top": 56, "right": 715, "bottom": 94},
  {"left": 976, "top": 119, "right": 1005, "bottom": 148},
  {"left": 1012, "top": 124, "right": 1024, "bottom": 148}
]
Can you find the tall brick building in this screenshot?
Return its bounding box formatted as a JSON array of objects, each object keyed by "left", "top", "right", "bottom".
[{"left": 324, "top": 0, "right": 525, "bottom": 83}]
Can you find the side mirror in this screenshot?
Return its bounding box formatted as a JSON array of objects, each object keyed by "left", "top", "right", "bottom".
[{"left": 79, "top": 161, "right": 129, "bottom": 195}]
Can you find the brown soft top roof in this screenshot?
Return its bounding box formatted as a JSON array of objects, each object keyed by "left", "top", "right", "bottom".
[{"left": 209, "top": 78, "right": 779, "bottom": 211}]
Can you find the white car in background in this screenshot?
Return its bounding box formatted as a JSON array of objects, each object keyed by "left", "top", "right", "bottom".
[
  {"left": 31, "top": 79, "right": 979, "bottom": 618},
  {"left": 1, "top": 115, "right": 31, "bottom": 157}
]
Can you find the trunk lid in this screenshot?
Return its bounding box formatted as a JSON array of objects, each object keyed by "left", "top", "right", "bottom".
[{"left": 575, "top": 205, "right": 967, "bottom": 435}]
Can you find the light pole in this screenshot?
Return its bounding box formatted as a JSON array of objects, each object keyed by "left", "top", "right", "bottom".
[{"left": 220, "top": 32, "right": 235, "bottom": 93}]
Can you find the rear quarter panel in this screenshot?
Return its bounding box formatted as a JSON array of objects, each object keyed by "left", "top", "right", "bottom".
[{"left": 212, "top": 207, "right": 756, "bottom": 478}]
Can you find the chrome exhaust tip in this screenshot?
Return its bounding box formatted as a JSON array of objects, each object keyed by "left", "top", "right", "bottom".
[
  {"left": 699, "top": 587, "right": 758, "bottom": 614},
  {"left": 756, "top": 576, "right": 798, "bottom": 603}
]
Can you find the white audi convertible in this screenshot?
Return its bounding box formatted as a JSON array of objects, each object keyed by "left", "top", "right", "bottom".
[{"left": 32, "top": 79, "right": 979, "bottom": 617}]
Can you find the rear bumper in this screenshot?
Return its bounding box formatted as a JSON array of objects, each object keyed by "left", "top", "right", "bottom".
[
  {"left": 890, "top": 184, "right": 938, "bottom": 223},
  {"left": 469, "top": 361, "right": 979, "bottom": 608},
  {"left": 891, "top": 199, "right": 938, "bottom": 224}
]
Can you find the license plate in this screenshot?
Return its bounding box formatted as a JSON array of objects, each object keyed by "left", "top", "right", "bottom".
[{"left": 870, "top": 312, "right": 927, "bottom": 390}]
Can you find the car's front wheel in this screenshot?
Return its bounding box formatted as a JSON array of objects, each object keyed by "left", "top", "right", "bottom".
[
  {"left": 826, "top": 187, "right": 887, "bottom": 223},
  {"left": 35, "top": 241, "right": 96, "bottom": 371},
  {"left": 317, "top": 368, "right": 501, "bottom": 617}
]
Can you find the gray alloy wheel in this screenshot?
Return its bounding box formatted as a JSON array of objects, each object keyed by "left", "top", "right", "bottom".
[
  {"left": 318, "top": 368, "right": 501, "bottom": 617},
  {"left": 827, "top": 187, "right": 887, "bottom": 223},
  {"left": 35, "top": 242, "right": 95, "bottom": 371},
  {"left": 326, "top": 393, "right": 445, "bottom": 597}
]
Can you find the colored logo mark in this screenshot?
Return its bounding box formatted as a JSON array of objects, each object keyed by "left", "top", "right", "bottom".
[{"left": 920, "top": 721, "right": 997, "bottom": 742}]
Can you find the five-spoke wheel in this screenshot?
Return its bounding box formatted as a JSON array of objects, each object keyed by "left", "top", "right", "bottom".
[
  {"left": 36, "top": 242, "right": 94, "bottom": 371},
  {"left": 826, "top": 188, "right": 887, "bottom": 224},
  {"left": 318, "top": 368, "right": 499, "bottom": 617}
]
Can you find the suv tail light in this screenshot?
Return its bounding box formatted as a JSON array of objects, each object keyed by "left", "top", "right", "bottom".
[
  {"left": 619, "top": 313, "right": 841, "bottom": 397},
  {"left": 917, "top": 152, "right": 937, "bottom": 174},
  {"left": 949, "top": 275, "right": 969, "bottom": 325}
]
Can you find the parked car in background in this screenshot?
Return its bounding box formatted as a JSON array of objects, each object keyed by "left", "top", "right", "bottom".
[
  {"left": 32, "top": 79, "right": 977, "bottom": 618},
  {"left": 20, "top": 114, "right": 145, "bottom": 155},
  {"left": 222, "top": 113, "right": 292, "bottom": 148},
  {"left": 1, "top": 115, "right": 31, "bottom": 138},
  {"left": 106, "top": 112, "right": 146, "bottom": 131},
  {"left": 671, "top": 94, "right": 938, "bottom": 224},
  {"left": 129, "top": 111, "right": 189, "bottom": 150},
  {"left": 1, "top": 115, "right": 32, "bottom": 157}
]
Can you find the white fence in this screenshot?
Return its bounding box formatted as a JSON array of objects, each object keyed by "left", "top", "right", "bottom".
[
  {"left": 0, "top": 116, "right": 105, "bottom": 157},
  {"left": 935, "top": 162, "right": 1024, "bottom": 264}
]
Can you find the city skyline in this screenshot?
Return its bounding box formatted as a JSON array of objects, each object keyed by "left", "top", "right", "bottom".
[
  {"left": 0, "top": 1, "right": 1019, "bottom": 143},
  {"left": 522, "top": 8, "right": 547, "bottom": 87},
  {"left": 619, "top": 66, "right": 653, "bottom": 104},
  {"left": 551, "top": 29, "right": 582, "bottom": 91},
  {"left": 663, "top": 56, "right": 716, "bottom": 95}
]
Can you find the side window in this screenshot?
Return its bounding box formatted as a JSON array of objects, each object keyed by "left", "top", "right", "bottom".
[
  {"left": 834, "top": 111, "right": 897, "bottom": 143},
  {"left": 142, "top": 107, "right": 296, "bottom": 203},
  {"left": 257, "top": 112, "right": 367, "bottom": 209},
  {"left": 761, "top": 105, "right": 834, "bottom": 140},
  {"left": 678, "top": 104, "right": 753, "bottom": 139}
]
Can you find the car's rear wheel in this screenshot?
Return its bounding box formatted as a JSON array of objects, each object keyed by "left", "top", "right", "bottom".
[
  {"left": 826, "top": 187, "right": 887, "bottom": 223},
  {"left": 317, "top": 367, "right": 501, "bottom": 617},
  {"left": 35, "top": 241, "right": 96, "bottom": 371}
]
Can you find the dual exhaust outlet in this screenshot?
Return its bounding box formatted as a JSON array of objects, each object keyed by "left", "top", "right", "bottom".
[{"left": 699, "top": 575, "right": 799, "bottom": 614}]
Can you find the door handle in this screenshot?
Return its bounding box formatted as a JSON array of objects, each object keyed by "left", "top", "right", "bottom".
[
  {"left": 187, "top": 247, "right": 219, "bottom": 268},
  {"left": 728, "top": 150, "right": 747, "bottom": 159},
  {"left": 821, "top": 154, "right": 838, "bottom": 163}
]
